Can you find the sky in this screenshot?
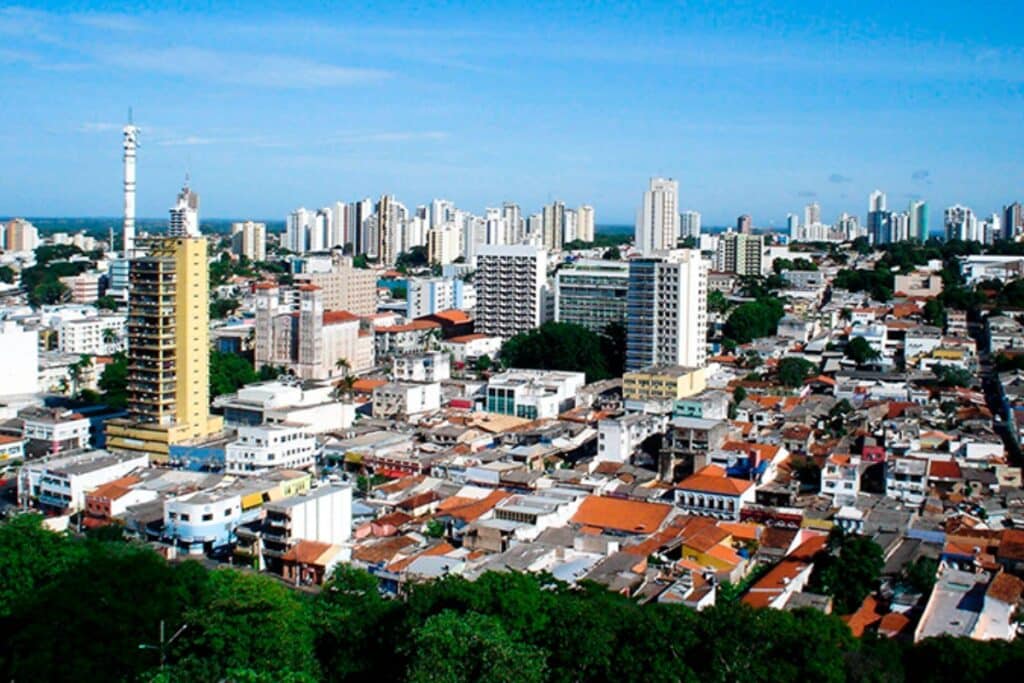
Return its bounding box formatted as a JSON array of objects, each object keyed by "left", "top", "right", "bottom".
[{"left": 0, "top": 1, "right": 1022, "bottom": 227}]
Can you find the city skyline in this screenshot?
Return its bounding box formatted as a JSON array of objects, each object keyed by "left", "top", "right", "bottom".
[{"left": 1, "top": 2, "right": 1022, "bottom": 224}]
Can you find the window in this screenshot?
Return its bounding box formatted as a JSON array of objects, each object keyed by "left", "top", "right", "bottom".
[
  {"left": 180, "top": 514, "right": 190, "bottom": 522},
  {"left": 202, "top": 513, "right": 213, "bottom": 521}
]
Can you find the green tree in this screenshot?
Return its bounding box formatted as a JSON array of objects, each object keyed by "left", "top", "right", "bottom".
[
  {"left": 902, "top": 556, "right": 939, "bottom": 595},
  {"left": 935, "top": 364, "right": 973, "bottom": 388},
  {"left": 0, "top": 265, "right": 14, "bottom": 283},
  {"left": 809, "top": 529, "right": 884, "bottom": 615},
  {"left": 210, "top": 297, "right": 241, "bottom": 320},
  {"left": 599, "top": 320, "right": 627, "bottom": 377},
  {"left": 845, "top": 336, "right": 881, "bottom": 366},
  {"left": 407, "top": 610, "right": 547, "bottom": 683},
  {"left": 173, "top": 571, "right": 319, "bottom": 681},
  {"left": 474, "top": 354, "right": 493, "bottom": 373},
  {"left": 209, "top": 349, "right": 258, "bottom": 397},
  {"left": 98, "top": 352, "right": 129, "bottom": 409},
  {"left": 602, "top": 246, "right": 621, "bottom": 261},
  {"left": 32, "top": 279, "right": 70, "bottom": 306},
  {"left": 708, "top": 289, "right": 731, "bottom": 313},
  {"left": 500, "top": 322, "right": 611, "bottom": 382},
  {"left": 777, "top": 357, "right": 816, "bottom": 388},
  {"left": 923, "top": 298, "right": 946, "bottom": 327},
  {"left": 732, "top": 385, "right": 748, "bottom": 404},
  {"left": 724, "top": 298, "right": 784, "bottom": 344}
]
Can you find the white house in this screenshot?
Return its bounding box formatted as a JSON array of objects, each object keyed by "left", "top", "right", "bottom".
[
  {"left": 226, "top": 423, "right": 318, "bottom": 476},
  {"left": 596, "top": 413, "right": 667, "bottom": 463},
  {"left": 820, "top": 454, "right": 860, "bottom": 507},
  {"left": 20, "top": 450, "right": 148, "bottom": 512}
]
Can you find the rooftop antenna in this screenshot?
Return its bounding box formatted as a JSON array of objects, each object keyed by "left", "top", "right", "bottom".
[{"left": 128, "top": 106, "right": 133, "bottom": 125}]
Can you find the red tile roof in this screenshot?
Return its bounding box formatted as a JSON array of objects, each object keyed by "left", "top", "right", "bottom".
[
  {"left": 571, "top": 496, "right": 673, "bottom": 534},
  {"left": 282, "top": 540, "right": 334, "bottom": 565},
  {"left": 677, "top": 465, "right": 754, "bottom": 496},
  {"left": 323, "top": 310, "right": 359, "bottom": 325}
]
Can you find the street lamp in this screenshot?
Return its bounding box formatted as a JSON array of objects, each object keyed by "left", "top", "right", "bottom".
[{"left": 138, "top": 619, "right": 188, "bottom": 672}]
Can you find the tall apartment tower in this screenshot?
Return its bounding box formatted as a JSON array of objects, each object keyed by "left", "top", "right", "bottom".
[
  {"left": 542, "top": 201, "right": 566, "bottom": 252},
  {"left": 867, "top": 190, "right": 891, "bottom": 244},
  {"left": 945, "top": 204, "right": 978, "bottom": 242},
  {"left": 122, "top": 122, "right": 139, "bottom": 256},
  {"left": 626, "top": 249, "right": 707, "bottom": 371},
  {"left": 909, "top": 200, "right": 929, "bottom": 242},
  {"left": 736, "top": 214, "right": 753, "bottom": 234},
  {"left": 804, "top": 203, "right": 821, "bottom": 227},
  {"left": 106, "top": 237, "right": 223, "bottom": 459},
  {"left": 576, "top": 205, "right": 596, "bottom": 243},
  {"left": 680, "top": 210, "right": 701, "bottom": 240},
  {"left": 474, "top": 244, "right": 547, "bottom": 339},
  {"left": 168, "top": 180, "right": 200, "bottom": 237},
  {"left": 715, "top": 232, "right": 764, "bottom": 276},
  {"left": 296, "top": 284, "right": 324, "bottom": 375},
  {"left": 230, "top": 220, "right": 267, "bottom": 261},
  {"left": 1003, "top": 202, "right": 1023, "bottom": 241},
  {"left": 635, "top": 178, "right": 680, "bottom": 255}
]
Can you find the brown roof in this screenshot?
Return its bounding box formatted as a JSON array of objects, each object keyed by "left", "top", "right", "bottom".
[
  {"left": 447, "top": 333, "right": 490, "bottom": 343},
  {"left": 877, "top": 612, "right": 912, "bottom": 638},
  {"left": 571, "top": 496, "right": 672, "bottom": 535},
  {"left": 323, "top": 310, "right": 359, "bottom": 325},
  {"left": 677, "top": 466, "right": 754, "bottom": 496},
  {"left": 987, "top": 572, "right": 1024, "bottom": 605},
  {"left": 423, "top": 309, "right": 470, "bottom": 324},
  {"left": 741, "top": 559, "right": 811, "bottom": 608},
  {"left": 436, "top": 490, "right": 509, "bottom": 522},
  {"left": 352, "top": 535, "right": 417, "bottom": 564},
  {"left": 842, "top": 595, "right": 883, "bottom": 635},
  {"left": 87, "top": 475, "right": 142, "bottom": 501},
  {"left": 928, "top": 459, "right": 962, "bottom": 480},
  {"left": 281, "top": 539, "right": 334, "bottom": 565},
  {"left": 374, "top": 511, "right": 413, "bottom": 528},
  {"left": 377, "top": 320, "right": 441, "bottom": 333},
  {"left": 998, "top": 529, "right": 1024, "bottom": 562},
  {"left": 0, "top": 434, "right": 23, "bottom": 445}
]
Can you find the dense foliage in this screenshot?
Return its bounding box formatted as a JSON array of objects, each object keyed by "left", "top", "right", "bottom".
[
  {"left": 723, "top": 298, "right": 785, "bottom": 344},
  {"left": 209, "top": 349, "right": 259, "bottom": 397},
  {"left": 500, "top": 321, "right": 625, "bottom": 382},
  {"left": 777, "top": 357, "right": 816, "bottom": 388},
  {"left": 3, "top": 516, "right": 1024, "bottom": 682},
  {"left": 97, "top": 352, "right": 129, "bottom": 409}
]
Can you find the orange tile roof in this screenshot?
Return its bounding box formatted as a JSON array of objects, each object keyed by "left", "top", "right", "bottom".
[
  {"left": 297, "top": 283, "right": 321, "bottom": 292},
  {"left": 571, "top": 495, "right": 673, "bottom": 534},
  {"left": 0, "top": 434, "right": 23, "bottom": 445},
  {"left": 788, "top": 534, "right": 827, "bottom": 561},
  {"left": 323, "top": 310, "right": 359, "bottom": 325},
  {"left": 352, "top": 378, "right": 388, "bottom": 393},
  {"left": 387, "top": 541, "right": 455, "bottom": 573},
  {"left": 719, "top": 521, "right": 760, "bottom": 541},
  {"left": 282, "top": 540, "right": 334, "bottom": 565},
  {"left": 987, "top": 572, "right": 1024, "bottom": 604},
  {"left": 351, "top": 535, "right": 417, "bottom": 564},
  {"left": 741, "top": 559, "right": 811, "bottom": 608},
  {"left": 807, "top": 374, "right": 837, "bottom": 386},
  {"left": 683, "top": 524, "right": 731, "bottom": 553},
  {"left": 377, "top": 320, "right": 442, "bottom": 333},
  {"left": 447, "top": 333, "right": 490, "bottom": 343},
  {"left": 436, "top": 490, "right": 510, "bottom": 523},
  {"left": 877, "top": 612, "right": 911, "bottom": 638},
  {"left": 928, "top": 459, "right": 962, "bottom": 480},
  {"left": 705, "top": 543, "right": 743, "bottom": 566},
  {"left": 842, "top": 595, "right": 883, "bottom": 635},
  {"left": 88, "top": 475, "right": 142, "bottom": 501},
  {"left": 677, "top": 465, "right": 754, "bottom": 496},
  {"left": 426, "top": 309, "right": 470, "bottom": 324},
  {"left": 253, "top": 281, "right": 278, "bottom": 290}
]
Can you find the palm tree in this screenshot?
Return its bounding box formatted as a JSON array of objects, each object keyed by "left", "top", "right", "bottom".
[
  {"left": 331, "top": 374, "right": 356, "bottom": 401},
  {"left": 67, "top": 355, "right": 92, "bottom": 398},
  {"left": 335, "top": 357, "right": 351, "bottom": 377},
  {"left": 102, "top": 327, "right": 119, "bottom": 351}
]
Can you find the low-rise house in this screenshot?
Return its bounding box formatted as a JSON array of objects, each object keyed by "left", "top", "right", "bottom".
[
  {"left": 19, "top": 450, "right": 149, "bottom": 513},
  {"left": 372, "top": 382, "right": 442, "bottom": 420},
  {"left": 225, "top": 423, "right": 318, "bottom": 476},
  {"left": 392, "top": 352, "right": 451, "bottom": 383},
  {"left": 886, "top": 457, "right": 929, "bottom": 507},
  {"left": 675, "top": 465, "right": 756, "bottom": 521},
  {"left": 821, "top": 454, "right": 860, "bottom": 507},
  {"left": 915, "top": 568, "right": 1024, "bottom": 642},
  {"left": 20, "top": 407, "right": 91, "bottom": 457},
  {"left": 596, "top": 413, "right": 667, "bottom": 463},
  {"left": 484, "top": 369, "right": 587, "bottom": 420}
]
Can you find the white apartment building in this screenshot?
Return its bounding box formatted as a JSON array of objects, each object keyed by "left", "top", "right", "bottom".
[
  {"left": 406, "top": 276, "right": 475, "bottom": 319},
  {"left": 474, "top": 244, "right": 547, "bottom": 339},
  {"left": 20, "top": 450, "right": 148, "bottom": 512},
  {"left": 680, "top": 210, "right": 701, "bottom": 239},
  {"left": 392, "top": 352, "right": 451, "bottom": 383},
  {"left": 820, "top": 454, "right": 861, "bottom": 507},
  {"left": 168, "top": 182, "right": 200, "bottom": 237},
  {"left": 441, "top": 333, "right": 502, "bottom": 364},
  {"left": 265, "top": 483, "right": 353, "bottom": 548},
  {"left": 635, "top": 177, "right": 680, "bottom": 255},
  {"left": 372, "top": 382, "right": 442, "bottom": 420},
  {"left": 427, "top": 224, "right": 462, "bottom": 265},
  {"left": 59, "top": 315, "right": 126, "bottom": 354},
  {"left": 576, "top": 205, "right": 595, "bottom": 243},
  {"left": 484, "top": 368, "right": 587, "bottom": 420},
  {"left": 231, "top": 220, "right": 267, "bottom": 261},
  {"left": 626, "top": 249, "right": 708, "bottom": 371},
  {"left": 0, "top": 320, "right": 39, "bottom": 398},
  {"left": 885, "top": 458, "right": 928, "bottom": 506},
  {"left": 945, "top": 204, "right": 980, "bottom": 242},
  {"left": 214, "top": 379, "right": 356, "bottom": 434},
  {"left": 21, "top": 408, "right": 91, "bottom": 454},
  {"left": 597, "top": 413, "right": 668, "bottom": 463},
  {"left": 58, "top": 272, "right": 102, "bottom": 304},
  {"left": 226, "top": 423, "right": 318, "bottom": 476}
]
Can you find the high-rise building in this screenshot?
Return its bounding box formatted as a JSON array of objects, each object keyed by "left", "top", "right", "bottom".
[
  {"left": 635, "top": 178, "right": 680, "bottom": 255},
  {"left": 786, "top": 213, "right": 800, "bottom": 236},
  {"left": 867, "top": 190, "right": 890, "bottom": 244},
  {"left": 576, "top": 205, "right": 596, "bottom": 243},
  {"left": 293, "top": 255, "right": 378, "bottom": 317},
  {"left": 106, "top": 237, "right": 223, "bottom": 460},
  {"left": 230, "top": 221, "right": 267, "bottom": 262},
  {"left": 626, "top": 249, "right": 707, "bottom": 371},
  {"left": 715, "top": 232, "right": 764, "bottom": 276},
  {"left": 803, "top": 203, "right": 821, "bottom": 227},
  {"left": 737, "top": 214, "right": 753, "bottom": 235},
  {"left": 168, "top": 180, "right": 200, "bottom": 238},
  {"left": 350, "top": 198, "right": 373, "bottom": 255},
  {"left": 889, "top": 212, "right": 911, "bottom": 242},
  {"left": 944, "top": 204, "right": 979, "bottom": 242},
  {"left": 1003, "top": 202, "right": 1023, "bottom": 241},
  {"left": 3, "top": 218, "right": 39, "bottom": 252},
  {"left": 680, "top": 210, "right": 701, "bottom": 240},
  {"left": 474, "top": 244, "right": 547, "bottom": 339},
  {"left": 286, "top": 207, "right": 313, "bottom": 253},
  {"left": 254, "top": 283, "right": 373, "bottom": 379},
  {"left": 982, "top": 214, "right": 1002, "bottom": 245},
  {"left": 542, "top": 201, "right": 566, "bottom": 252},
  {"left": 122, "top": 122, "right": 138, "bottom": 256},
  {"left": 555, "top": 260, "right": 629, "bottom": 334},
  {"left": 502, "top": 202, "right": 524, "bottom": 244},
  {"left": 909, "top": 200, "right": 929, "bottom": 242},
  {"left": 427, "top": 225, "right": 461, "bottom": 266}
]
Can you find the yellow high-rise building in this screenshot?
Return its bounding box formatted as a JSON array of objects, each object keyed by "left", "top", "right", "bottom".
[{"left": 106, "top": 237, "right": 223, "bottom": 460}]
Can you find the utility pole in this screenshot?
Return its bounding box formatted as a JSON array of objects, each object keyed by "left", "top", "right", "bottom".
[{"left": 139, "top": 619, "right": 188, "bottom": 672}]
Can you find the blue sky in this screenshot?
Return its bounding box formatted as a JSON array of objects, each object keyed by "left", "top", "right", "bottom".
[{"left": 1, "top": 1, "right": 1022, "bottom": 226}]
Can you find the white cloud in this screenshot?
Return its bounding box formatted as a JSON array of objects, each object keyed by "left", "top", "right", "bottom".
[{"left": 95, "top": 45, "right": 391, "bottom": 89}]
